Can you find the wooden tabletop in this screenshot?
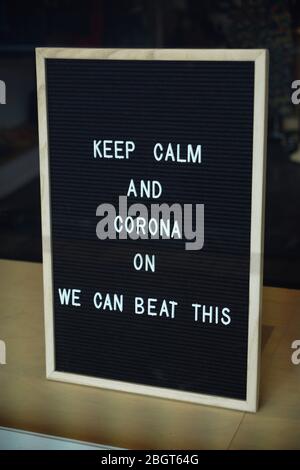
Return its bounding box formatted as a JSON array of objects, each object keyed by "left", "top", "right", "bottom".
[{"left": 0, "top": 259, "right": 299, "bottom": 449}]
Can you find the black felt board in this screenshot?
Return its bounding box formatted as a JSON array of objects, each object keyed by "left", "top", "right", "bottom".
[{"left": 46, "top": 58, "right": 254, "bottom": 400}]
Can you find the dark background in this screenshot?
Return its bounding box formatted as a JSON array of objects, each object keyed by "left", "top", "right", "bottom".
[{"left": 0, "top": 0, "right": 300, "bottom": 288}]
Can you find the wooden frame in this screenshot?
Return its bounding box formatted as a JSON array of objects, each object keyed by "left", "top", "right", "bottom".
[{"left": 36, "top": 48, "right": 268, "bottom": 412}]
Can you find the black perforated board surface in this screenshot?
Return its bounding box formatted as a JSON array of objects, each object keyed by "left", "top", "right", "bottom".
[{"left": 46, "top": 58, "right": 254, "bottom": 400}]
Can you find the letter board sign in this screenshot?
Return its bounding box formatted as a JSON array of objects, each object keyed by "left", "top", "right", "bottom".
[{"left": 36, "top": 49, "right": 268, "bottom": 411}]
